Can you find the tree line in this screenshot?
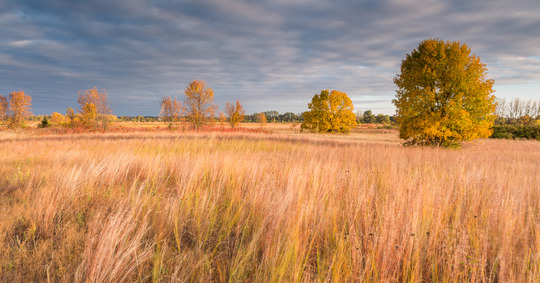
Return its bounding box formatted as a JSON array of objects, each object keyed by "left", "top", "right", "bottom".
[{"left": 4, "top": 39, "right": 537, "bottom": 146}]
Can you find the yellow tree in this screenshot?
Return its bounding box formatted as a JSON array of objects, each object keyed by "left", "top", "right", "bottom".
[
  {"left": 80, "top": 103, "right": 97, "bottom": 128},
  {"left": 8, "top": 90, "right": 33, "bottom": 128},
  {"left": 66, "top": 107, "right": 76, "bottom": 128},
  {"left": 159, "top": 95, "right": 183, "bottom": 123},
  {"left": 50, "top": 112, "right": 67, "bottom": 125},
  {"left": 301, "top": 90, "right": 356, "bottom": 133},
  {"left": 218, "top": 111, "right": 227, "bottom": 127},
  {"left": 393, "top": 39, "right": 496, "bottom": 147},
  {"left": 77, "top": 87, "right": 111, "bottom": 115},
  {"left": 77, "top": 87, "right": 112, "bottom": 129},
  {"left": 225, "top": 100, "right": 246, "bottom": 128},
  {"left": 184, "top": 80, "right": 217, "bottom": 129},
  {"left": 258, "top": 112, "right": 267, "bottom": 129},
  {"left": 0, "top": 95, "right": 8, "bottom": 123}
]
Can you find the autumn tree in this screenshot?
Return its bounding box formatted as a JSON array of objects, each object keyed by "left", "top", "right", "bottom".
[
  {"left": 77, "top": 87, "right": 112, "bottom": 129},
  {"left": 0, "top": 95, "right": 8, "bottom": 123},
  {"left": 225, "top": 100, "right": 246, "bottom": 128},
  {"left": 258, "top": 112, "right": 267, "bottom": 129},
  {"left": 7, "top": 91, "right": 33, "bottom": 128},
  {"left": 301, "top": 90, "right": 356, "bottom": 133},
  {"left": 50, "top": 112, "right": 67, "bottom": 125},
  {"left": 184, "top": 80, "right": 217, "bottom": 129},
  {"left": 159, "top": 95, "right": 183, "bottom": 123},
  {"left": 80, "top": 103, "right": 97, "bottom": 128},
  {"left": 393, "top": 39, "right": 496, "bottom": 147},
  {"left": 66, "top": 107, "right": 76, "bottom": 128},
  {"left": 218, "top": 111, "right": 227, "bottom": 127},
  {"left": 77, "top": 87, "right": 111, "bottom": 115}
]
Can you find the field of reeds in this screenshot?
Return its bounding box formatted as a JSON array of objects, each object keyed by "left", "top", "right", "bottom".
[{"left": 0, "top": 129, "right": 539, "bottom": 282}]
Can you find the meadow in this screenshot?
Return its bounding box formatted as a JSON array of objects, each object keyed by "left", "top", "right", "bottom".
[{"left": 0, "top": 125, "right": 539, "bottom": 282}]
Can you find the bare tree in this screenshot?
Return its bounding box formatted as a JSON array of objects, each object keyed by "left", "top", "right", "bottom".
[{"left": 184, "top": 80, "right": 217, "bottom": 129}]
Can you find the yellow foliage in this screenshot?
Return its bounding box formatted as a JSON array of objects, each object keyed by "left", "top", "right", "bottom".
[
  {"left": 0, "top": 95, "right": 8, "bottom": 122},
  {"left": 184, "top": 80, "right": 217, "bottom": 129},
  {"left": 393, "top": 39, "right": 496, "bottom": 147},
  {"left": 77, "top": 87, "right": 111, "bottom": 115},
  {"left": 7, "top": 90, "right": 32, "bottom": 128},
  {"left": 225, "top": 100, "right": 246, "bottom": 128},
  {"left": 302, "top": 90, "right": 356, "bottom": 133},
  {"left": 80, "top": 103, "right": 97, "bottom": 128},
  {"left": 159, "top": 95, "right": 183, "bottom": 123},
  {"left": 50, "top": 112, "right": 67, "bottom": 125},
  {"left": 258, "top": 113, "right": 267, "bottom": 129}
]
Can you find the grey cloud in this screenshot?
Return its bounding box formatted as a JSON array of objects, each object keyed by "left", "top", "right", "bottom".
[{"left": 0, "top": 0, "right": 539, "bottom": 115}]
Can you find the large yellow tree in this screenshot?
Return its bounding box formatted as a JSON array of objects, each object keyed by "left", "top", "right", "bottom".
[
  {"left": 301, "top": 90, "right": 356, "bottom": 133},
  {"left": 393, "top": 39, "right": 496, "bottom": 147},
  {"left": 184, "top": 80, "right": 217, "bottom": 129}
]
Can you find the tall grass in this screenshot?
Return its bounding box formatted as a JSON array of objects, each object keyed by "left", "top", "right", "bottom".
[{"left": 0, "top": 131, "right": 539, "bottom": 281}]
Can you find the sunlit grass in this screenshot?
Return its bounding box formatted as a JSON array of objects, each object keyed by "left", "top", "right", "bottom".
[{"left": 0, "top": 130, "right": 539, "bottom": 281}]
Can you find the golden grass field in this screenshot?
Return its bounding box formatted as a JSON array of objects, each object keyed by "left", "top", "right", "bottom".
[{"left": 0, "top": 124, "right": 539, "bottom": 281}]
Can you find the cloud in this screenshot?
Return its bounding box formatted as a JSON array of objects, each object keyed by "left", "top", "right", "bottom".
[{"left": 0, "top": 0, "right": 539, "bottom": 115}]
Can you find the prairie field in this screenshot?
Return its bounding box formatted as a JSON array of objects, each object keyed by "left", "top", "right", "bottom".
[{"left": 0, "top": 128, "right": 539, "bottom": 282}]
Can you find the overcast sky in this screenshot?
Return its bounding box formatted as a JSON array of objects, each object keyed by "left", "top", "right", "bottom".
[{"left": 1, "top": 0, "right": 539, "bottom": 116}]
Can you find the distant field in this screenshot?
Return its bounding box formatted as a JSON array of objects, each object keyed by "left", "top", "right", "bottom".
[{"left": 0, "top": 127, "right": 539, "bottom": 281}]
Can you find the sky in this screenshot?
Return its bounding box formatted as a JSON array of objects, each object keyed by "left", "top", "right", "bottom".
[{"left": 1, "top": 0, "right": 539, "bottom": 116}]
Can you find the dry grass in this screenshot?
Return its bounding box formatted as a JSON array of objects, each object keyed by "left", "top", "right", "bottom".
[{"left": 0, "top": 130, "right": 539, "bottom": 282}]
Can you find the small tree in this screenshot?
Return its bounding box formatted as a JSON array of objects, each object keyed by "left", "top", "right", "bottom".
[
  {"left": 218, "top": 111, "right": 227, "bottom": 127},
  {"left": 77, "top": 87, "right": 111, "bottom": 115},
  {"left": 159, "top": 95, "right": 183, "bottom": 127},
  {"left": 258, "top": 112, "right": 267, "bottom": 129},
  {"left": 66, "top": 107, "right": 76, "bottom": 128},
  {"left": 80, "top": 103, "right": 97, "bottom": 128},
  {"left": 362, "top": 110, "right": 375, "bottom": 124},
  {"left": 0, "top": 95, "right": 8, "bottom": 123},
  {"left": 39, "top": 116, "right": 50, "bottom": 128},
  {"left": 50, "top": 112, "right": 67, "bottom": 125},
  {"left": 184, "top": 80, "right": 217, "bottom": 130},
  {"left": 302, "top": 90, "right": 356, "bottom": 133},
  {"left": 77, "top": 87, "right": 112, "bottom": 129},
  {"left": 393, "top": 39, "right": 496, "bottom": 147},
  {"left": 225, "top": 100, "right": 246, "bottom": 128},
  {"left": 375, "top": 114, "right": 391, "bottom": 124},
  {"left": 7, "top": 91, "right": 33, "bottom": 128}
]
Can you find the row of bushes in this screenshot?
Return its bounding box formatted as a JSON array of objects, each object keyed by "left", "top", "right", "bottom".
[{"left": 490, "top": 125, "right": 540, "bottom": 141}]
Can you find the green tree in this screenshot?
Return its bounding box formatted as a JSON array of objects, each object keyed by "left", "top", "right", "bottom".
[
  {"left": 393, "top": 39, "right": 496, "bottom": 147},
  {"left": 375, "top": 114, "right": 391, "bottom": 124},
  {"left": 302, "top": 90, "right": 356, "bottom": 133},
  {"left": 362, "top": 110, "right": 375, "bottom": 124}
]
